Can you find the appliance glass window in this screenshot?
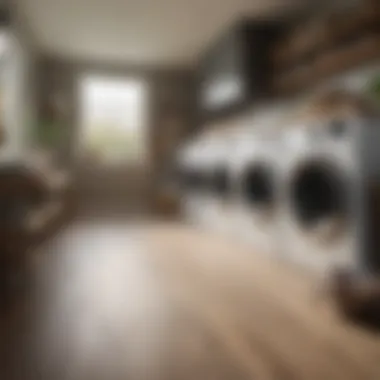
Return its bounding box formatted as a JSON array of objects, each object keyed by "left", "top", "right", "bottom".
[
  {"left": 290, "top": 162, "right": 348, "bottom": 228},
  {"left": 242, "top": 163, "right": 274, "bottom": 208}
]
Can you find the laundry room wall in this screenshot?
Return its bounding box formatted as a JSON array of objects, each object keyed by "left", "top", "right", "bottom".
[
  {"left": 0, "top": 6, "right": 39, "bottom": 164},
  {"left": 32, "top": 56, "right": 196, "bottom": 214}
]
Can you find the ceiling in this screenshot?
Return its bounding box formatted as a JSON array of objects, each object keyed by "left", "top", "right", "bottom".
[{"left": 16, "top": 0, "right": 314, "bottom": 67}]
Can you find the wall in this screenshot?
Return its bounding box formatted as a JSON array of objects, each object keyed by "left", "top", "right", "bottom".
[
  {"left": 0, "top": 7, "right": 39, "bottom": 164},
  {"left": 34, "top": 57, "right": 195, "bottom": 211}
]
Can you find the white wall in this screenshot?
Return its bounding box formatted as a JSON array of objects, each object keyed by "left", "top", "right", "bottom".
[{"left": 0, "top": 28, "right": 36, "bottom": 163}]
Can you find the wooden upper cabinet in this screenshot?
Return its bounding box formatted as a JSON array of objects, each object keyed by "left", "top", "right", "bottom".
[{"left": 270, "top": 0, "right": 380, "bottom": 95}]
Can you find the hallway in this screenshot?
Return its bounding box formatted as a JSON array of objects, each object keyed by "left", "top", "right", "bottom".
[{"left": 2, "top": 220, "right": 380, "bottom": 380}]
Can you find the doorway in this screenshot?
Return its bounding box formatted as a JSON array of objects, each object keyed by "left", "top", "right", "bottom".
[
  {"left": 78, "top": 75, "right": 148, "bottom": 165},
  {"left": 77, "top": 74, "right": 150, "bottom": 216}
]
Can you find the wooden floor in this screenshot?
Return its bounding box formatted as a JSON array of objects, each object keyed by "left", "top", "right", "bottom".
[{"left": 2, "top": 220, "right": 380, "bottom": 380}]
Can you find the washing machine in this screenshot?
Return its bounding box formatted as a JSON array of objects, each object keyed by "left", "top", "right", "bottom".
[
  {"left": 176, "top": 140, "right": 208, "bottom": 224},
  {"left": 279, "top": 116, "right": 380, "bottom": 279},
  {"left": 230, "top": 129, "right": 281, "bottom": 255},
  {"left": 204, "top": 136, "right": 237, "bottom": 234},
  {"left": 180, "top": 136, "right": 226, "bottom": 228}
]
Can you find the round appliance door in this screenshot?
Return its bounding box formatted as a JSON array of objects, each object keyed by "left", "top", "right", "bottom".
[
  {"left": 288, "top": 159, "right": 351, "bottom": 244},
  {"left": 240, "top": 161, "right": 276, "bottom": 220}
]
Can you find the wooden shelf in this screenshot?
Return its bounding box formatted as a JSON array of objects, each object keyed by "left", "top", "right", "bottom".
[{"left": 270, "top": 0, "right": 380, "bottom": 96}]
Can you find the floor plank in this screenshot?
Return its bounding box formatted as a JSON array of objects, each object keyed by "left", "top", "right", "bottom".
[{"left": 1, "top": 220, "right": 380, "bottom": 380}]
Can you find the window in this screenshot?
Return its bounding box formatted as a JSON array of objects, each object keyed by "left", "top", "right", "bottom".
[{"left": 78, "top": 75, "right": 148, "bottom": 164}]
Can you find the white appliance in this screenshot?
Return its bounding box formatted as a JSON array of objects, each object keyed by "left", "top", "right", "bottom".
[
  {"left": 230, "top": 129, "right": 281, "bottom": 255},
  {"left": 278, "top": 117, "right": 380, "bottom": 278}
]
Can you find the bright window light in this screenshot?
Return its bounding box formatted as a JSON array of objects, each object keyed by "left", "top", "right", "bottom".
[{"left": 79, "top": 75, "right": 148, "bottom": 164}]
